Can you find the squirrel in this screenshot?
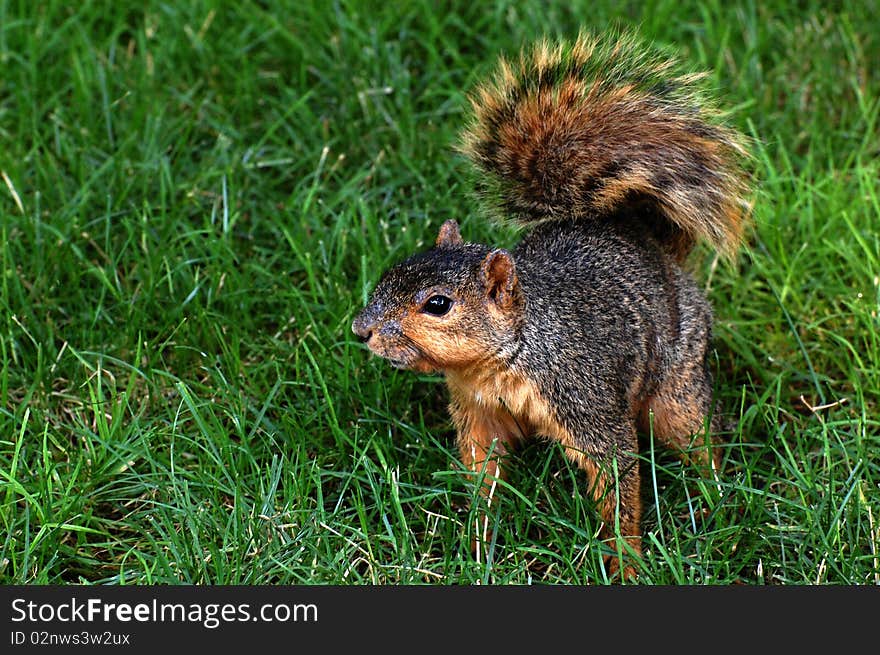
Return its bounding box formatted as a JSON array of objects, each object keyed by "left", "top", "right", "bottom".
[{"left": 351, "top": 31, "right": 751, "bottom": 578}]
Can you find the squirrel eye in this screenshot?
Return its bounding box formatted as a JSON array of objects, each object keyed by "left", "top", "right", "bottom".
[{"left": 422, "top": 294, "right": 453, "bottom": 316}]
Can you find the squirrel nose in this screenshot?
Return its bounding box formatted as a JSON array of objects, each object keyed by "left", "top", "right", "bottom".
[{"left": 351, "top": 316, "right": 373, "bottom": 342}]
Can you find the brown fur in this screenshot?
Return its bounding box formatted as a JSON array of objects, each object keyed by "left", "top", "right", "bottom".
[
  {"left": 352, "top": 31, "right": 751, "bottom": 580},
  {"left": 447, "top": 363, "right": 642, "bottom": 574},
  {"left": 459, "top": 31, "right": 751, "bottom": 261}
]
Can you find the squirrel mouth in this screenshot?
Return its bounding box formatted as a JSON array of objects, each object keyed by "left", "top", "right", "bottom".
[
  {"left": 382, "top": 350, "right": 436, "bottom": 373},
  {"left": 386, "top": 352, "right": 429, "bottom": 370},
  {"left": 366, "top": 335, "right": 431, "bottom": 371}
]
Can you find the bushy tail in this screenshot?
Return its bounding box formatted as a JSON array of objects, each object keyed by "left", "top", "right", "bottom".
[{"left": 459, "top": 30, "right": 751, "bottom": 259}]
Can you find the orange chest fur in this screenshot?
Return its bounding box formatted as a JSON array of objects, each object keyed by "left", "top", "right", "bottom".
[{"left": 445, "top": 366, "right": 560, "bottom": 440}]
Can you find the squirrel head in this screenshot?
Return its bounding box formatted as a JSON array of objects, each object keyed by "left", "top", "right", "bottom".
[{"left": 352, "top": 219, "right": 523, "bottom": 373}]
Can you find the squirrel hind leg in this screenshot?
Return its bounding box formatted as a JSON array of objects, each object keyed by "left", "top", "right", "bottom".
[
  {"left": 594, "top": 461, "right": 642, "bottom": 583},
  {"left": 639, "top": 358, "right": 724, "bottom": 478},
  {"left": 558, "top": 423, "right": 642, "bottom": 581}
]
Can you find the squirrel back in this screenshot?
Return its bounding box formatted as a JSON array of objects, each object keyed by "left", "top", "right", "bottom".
[{"left": 459, "top": 31, "right": 751, "bottom": 260}]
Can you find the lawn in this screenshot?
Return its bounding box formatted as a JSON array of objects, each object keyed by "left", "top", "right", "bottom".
[{"left": 1, "top": 0, "right": 878, "bottom": 584}]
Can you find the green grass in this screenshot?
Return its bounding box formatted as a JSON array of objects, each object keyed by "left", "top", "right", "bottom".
[{"left": 0, "top": 0, "right": 877, "bottom": 584}]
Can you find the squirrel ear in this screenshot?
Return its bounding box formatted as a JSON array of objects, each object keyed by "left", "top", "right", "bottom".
[
  {"left": 480, "top": 249, "right": 519, "bottom": 309},
  {"left": 435, "top": 220, "right": 463, "bottom": 248}
]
